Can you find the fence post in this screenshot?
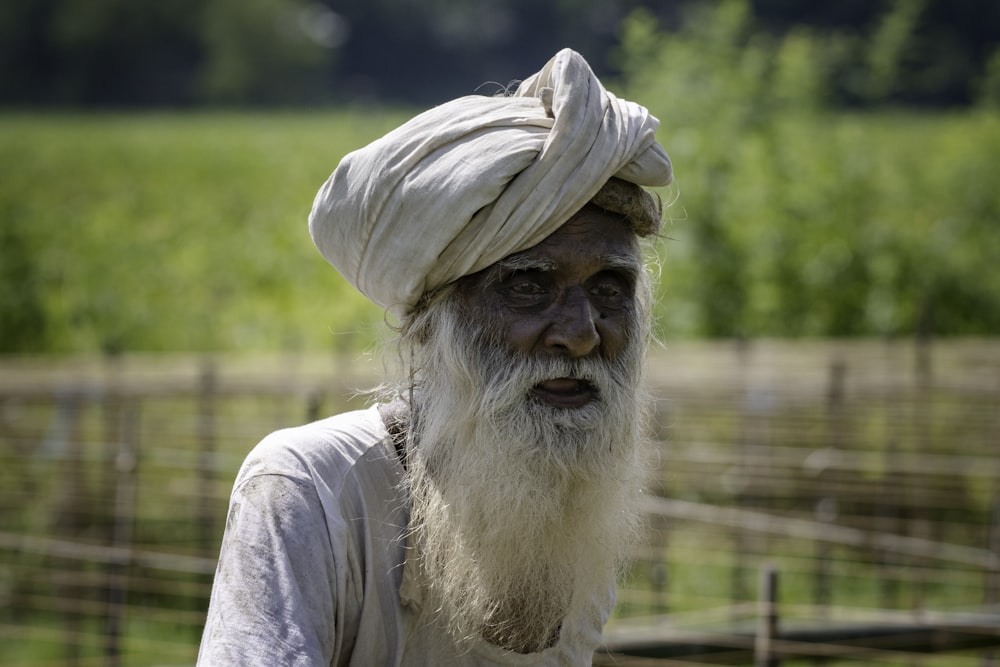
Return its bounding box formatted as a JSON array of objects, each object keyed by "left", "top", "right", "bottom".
[
  {"left": 650, "top": 401, "right": 671, "bottom": 616},
  {"left": 104, "top": 399, "right": 139, "bottom": 667},
  {"left": 877, "top": 340, "right": 905, "bottom": 610},
  {"left": 733, "top": 341, "right": 754, "bottom": 615},
  {"left": 198, "top": 361, "right": 217, "bottom": 550},
  {"left": 756, "top": 563, "right": 781, "bottom": 667},
  {"left": 51, "top": 392, "right": 84, "bottom": 667},
  {"left": 814, "top": 359, "right": 846, "bottom": 617},
  {"left": 306, "top": 389, "right": 324, "bottom": 423},
  {"left": 877, "top": 439, "right": 903, "bottom": 610},
  {"left": 983, "top": 497, "right": 1000, "bottom": 667},
  {"left": 911, "top": 339, "right": 934, "bottom": 615},
  {"left": 197, "top": 360, "right": 218, "bottom": 610}
]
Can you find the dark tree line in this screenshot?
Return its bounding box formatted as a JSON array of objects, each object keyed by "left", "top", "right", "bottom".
[{"left": 1, "top": 0, "right": 997, "bottom": 108}]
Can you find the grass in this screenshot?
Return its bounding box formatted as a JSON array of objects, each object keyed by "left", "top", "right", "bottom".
[
  {"left": 4, "top": 108, "right": 1000, "bottom": 356},
  {"left": 1, "top": 110, "right": 412, "bottom": 355}
]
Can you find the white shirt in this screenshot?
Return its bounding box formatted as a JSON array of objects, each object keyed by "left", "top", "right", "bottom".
[{"left": 198, "top": 406, "right": 612, "bottom": 666}]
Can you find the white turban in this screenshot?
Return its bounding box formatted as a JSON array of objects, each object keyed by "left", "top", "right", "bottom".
[{"left": 308, "top": 48, "right": 673, "bottom": 318}]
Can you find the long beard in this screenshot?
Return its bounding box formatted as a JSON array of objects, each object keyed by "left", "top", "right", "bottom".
[{"left": 403, "top": 296, "right": 651, "bottom": 654}]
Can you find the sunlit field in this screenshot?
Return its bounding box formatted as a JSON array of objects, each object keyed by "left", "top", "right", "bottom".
[
  {"left": 2, "top": 107, "right": 1000, "bottom": 358},
  {"left": 0, "top": 111, "right": 409, "bottom": 356}
]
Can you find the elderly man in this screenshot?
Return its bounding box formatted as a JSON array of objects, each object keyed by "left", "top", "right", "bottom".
[{"left": 198, "top": 49, "right": 672, "bottom": 665}]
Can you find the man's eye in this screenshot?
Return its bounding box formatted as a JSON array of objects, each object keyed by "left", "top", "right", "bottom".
[
  {"left": 509, "top": 281, "right": 545, "bottom": 296},
  {"left": 590, "top": 277, "right": 632, "bottom": 306},
  {"left": 592, "top": 283, "right": 623, "bottom": 298},
  {"left": 498, "top": 274, "right": 549, "bottom": 306}
]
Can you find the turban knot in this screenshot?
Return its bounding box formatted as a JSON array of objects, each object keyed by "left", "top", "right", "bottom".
[{"left": 309, "top": 48, "right": 673, "bottom": 317}]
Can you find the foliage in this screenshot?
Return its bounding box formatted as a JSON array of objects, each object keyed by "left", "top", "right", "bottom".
[
  {"left": 1, "top": 0, "right": 1000, "bottom": 353},
  {"left": 199, "top": 0, "right": 331, "bottom": 104},
  {"left": 0, "top": 0, "right": 331, "bottom": 107},
  {"left": 1, "top": 106, "right": 998, "bottom": 353},
  {"left": 616, "top": 0, "right": 1000, "bottom": 339},
  {"left": 863, "top": 0, "right": 928, "bottom": 103},
  {"left": 0, "top": 0, "right": 998, "bottom": 107},
  {"left": 979, "top": 46, "right": 1000, "bottom": 109},
  {"left": 0, "top": 111, "right": 409, "bottom": 354}
]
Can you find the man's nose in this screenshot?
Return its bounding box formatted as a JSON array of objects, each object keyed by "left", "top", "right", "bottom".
[{"left": 543, "top": 289, "right": 600, "bottom": 358}]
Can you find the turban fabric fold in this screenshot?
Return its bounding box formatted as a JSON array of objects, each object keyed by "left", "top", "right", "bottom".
[{"left": 308, "top": 48, "right": 673, "bottom": 317}]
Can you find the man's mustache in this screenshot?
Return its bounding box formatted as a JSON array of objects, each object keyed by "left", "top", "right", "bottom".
[{"left": 479, "top": 352, "right": 631, "bottom": 399}]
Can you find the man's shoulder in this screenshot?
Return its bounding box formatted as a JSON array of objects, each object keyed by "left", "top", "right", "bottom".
[{"left": 236, "top": 405, "right": 396, "bottom": 491}]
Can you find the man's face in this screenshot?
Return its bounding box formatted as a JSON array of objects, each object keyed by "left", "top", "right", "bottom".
[
  {"left": 406, "top": 205, "right": 649, "bottom": 653},
  {"left": 457, "top": 204, "right": 642, "bottom": 411}
]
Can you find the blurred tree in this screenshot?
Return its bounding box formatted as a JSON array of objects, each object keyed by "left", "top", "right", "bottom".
[
  {"left": 0, "top": 0, "right": 204, "bottom": 105},
  {"left": 1, "top": 0, "right": 997, "bottom": 107},
  {"left": 978, "top": 46, "right": 1000, "bottom": 109},
  {"left": 0, "top": 0, "right": 57, "bottom": 104},
  {"left": 200, "top": 0, "right": 333, "bottom": 104},
  {"left": 616, "top": 1, "right": 770, "bottom": 337},
  {"left": 0, "top": 222, "right": 47, "bottom": 353},
  {"left": 50, "top": 0, "right": 203, "bottom": 105},
  {"left": 617, "top": 0, "right": 1000, "bottom": 339},
  {"left": 862, "top": 0, "right": 927, "bottom": 103}
]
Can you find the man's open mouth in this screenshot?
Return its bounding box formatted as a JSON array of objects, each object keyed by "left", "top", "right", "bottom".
[{"left": 531, "top": 377, "right": 598, "bottom": 409}]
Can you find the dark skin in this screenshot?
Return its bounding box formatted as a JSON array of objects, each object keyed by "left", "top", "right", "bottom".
[{"left": 458, "top": 204, "right": 643, "bottom": 409}]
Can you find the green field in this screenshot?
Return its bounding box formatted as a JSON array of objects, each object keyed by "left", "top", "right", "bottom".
[
  {"left": 3, "top": 0, "right": 1000, "bottom": 356},
  {"left": 2, "top": 107, "right": 999, "bottom": 358},
  {"left": 0, "top": 111, "right": 411, "bottom": 355}
]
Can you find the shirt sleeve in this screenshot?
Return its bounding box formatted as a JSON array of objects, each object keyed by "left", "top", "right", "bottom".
[{"left": 197, "top": 473, "right": 337, "bottom": 666}]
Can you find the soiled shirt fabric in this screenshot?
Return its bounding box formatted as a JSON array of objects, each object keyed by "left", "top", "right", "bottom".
[
  {"left": 308, "top": 48, "right": 673, "bottom": 319},
  {"left": 197, "top": 405, "right": 614, "bottom": 665}
]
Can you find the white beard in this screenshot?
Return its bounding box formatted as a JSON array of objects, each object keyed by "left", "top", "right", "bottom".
[{"left": 402, "top": 293, "right": 652, "bottom": 654}]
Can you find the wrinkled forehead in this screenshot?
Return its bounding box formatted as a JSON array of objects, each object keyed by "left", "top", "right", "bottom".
[
  {"left": 466, "top": 204, "right": 644, "bottom": 289},
  {"left": 516, "top": 203, "right": 640, "bottom": 258}
]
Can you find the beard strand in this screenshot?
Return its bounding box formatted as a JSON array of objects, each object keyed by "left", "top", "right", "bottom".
[{"left": 402, "top": 293, "right": 651, "bottom": 654}]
